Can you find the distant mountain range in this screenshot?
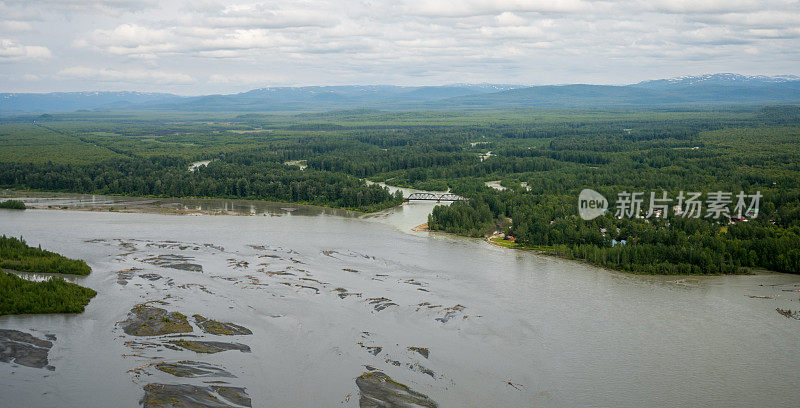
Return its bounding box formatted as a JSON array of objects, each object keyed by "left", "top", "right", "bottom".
[
  {"left": 0, "top": 91, "right": 183, "bottom": 114},
  {"left": 2, "top": 74, "right": 798, "bottom": 114},
  {"left": 634, "top": 73, "right": 800, "bottom": 88}
]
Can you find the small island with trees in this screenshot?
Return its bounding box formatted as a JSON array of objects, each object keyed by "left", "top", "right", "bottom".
[
  {"left": 0, "top": 235, "right": 96, "bottom": 315},
  {"left": 0, "top": 199, "right": 26, "bottom": 210}
]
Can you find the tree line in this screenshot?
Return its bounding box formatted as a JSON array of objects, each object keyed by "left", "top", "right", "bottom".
[{"left": 0, "top": 235, "right": 91, "bottom": 275}]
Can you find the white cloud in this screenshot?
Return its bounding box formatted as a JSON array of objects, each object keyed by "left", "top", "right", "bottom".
[
  {"left": 402, "top": 0, "right": 594, "bottom": 17},
  {"left": 479, "top": 24, "right": 550, "bottom": 39},
  {"left": 198, "top": 29, "right": 285, "bottom": 50},
  {"left": 693, "top": 11, "right": 800, "bottom": 28},
  {"left": 2, "top": 0, "right": 156, "bottom": 13},
  {"left": 494, "top": 12, "right": 527, "bottom": 26},
  {"left": 57, "top": 66, "right": 194, "bottom": 84},
  {"left": 649, "top": 0, "right": 763, "bottom": 14},
  {"left": 0, "top": 20, "right": 33, "bottom": 32},
  {"left": 70, "top": 1, "right": 800, "bottom": 68},
  {"left": 75, "top": 24, "right": 176, "bottom": 58},
  {"left": 208, "top": 72, "right": 286, "bottom": 84},
  {"left": 746, "top": 27, "right": 800, "bottom": 39},
  {"left": 1, "top": 0, "right": 799, "bottom": 91},
  {"left": 92, "top": 24, "right": 171, "bottom": 47},
  {"left": 204, "top": 4, "right": 335, "bottom": 28},
  {"left": 0, "top": 39, "right": 51, "bottom": 62}
]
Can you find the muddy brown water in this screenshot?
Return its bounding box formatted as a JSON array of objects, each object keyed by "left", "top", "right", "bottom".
[{"left": 1, "top": 195, "right": 800, "bottom": 407}]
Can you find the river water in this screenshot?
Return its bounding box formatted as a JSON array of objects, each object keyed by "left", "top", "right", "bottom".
[{"left": 1, "top": 196, "right": 799, "bottom": 407}]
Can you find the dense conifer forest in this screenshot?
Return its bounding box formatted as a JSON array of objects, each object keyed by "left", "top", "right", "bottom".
[
  {"left": 1, "top": 106, "right": 799, "bottom": 274},
  {"left": 0, "top": 236, "right": 95, "bottom": 315},
  {"left": 0, "top": 236, "right": 91, "bottom": 275},
  {"left": 0, "top": 272, "right": 96, "bottom": 315}
]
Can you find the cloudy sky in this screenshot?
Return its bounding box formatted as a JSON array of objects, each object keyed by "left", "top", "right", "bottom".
[{"left": 1, "top": 0, "right": 798, "bottom": 94}]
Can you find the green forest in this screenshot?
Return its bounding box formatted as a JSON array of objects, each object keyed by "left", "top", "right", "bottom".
[
  {"left": 0, "top": 199, "right": 26, "bottom": 209},
  {"left": 0, "top": 235, "right": 91, "bottom": 275},
  {"left": 0, "top": 236, "right": 96, "bottom": 315},
  {"left": 0, "top": 272, "right": 96, "bottom": 315},
  {"left": 1, "top": 106, "right": 799, "bottom": 274}
]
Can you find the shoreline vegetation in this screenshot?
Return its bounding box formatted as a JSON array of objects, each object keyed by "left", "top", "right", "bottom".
[
  {"left": 0, "top": 236, "right": 96, "bottom": 315},
  {"left": 3, "top": 190, "right": 796, "bottom": 277},
  {"left": 483, "top": 235, "right": 755, "bottom": 275},
  {"left": 0, "top": 199, "right": 26, "bottom": 209},
  {"left": 430, "top": 194, "right": 800, "bottom": 275},
  {"left": 0, "top": 156, "right": 404, "bottom": 213},
  {"left": 1, "top": 188, "right": 401, "bottom": 214},
  {"left": 0, "top": 190, "right": 368, "bottom": 217},
  {"left": 5, "top": 190, "right": 781, "bottom": 278},
  {"left": 0, "top": 235, "right": 91, "bottom": 275}
]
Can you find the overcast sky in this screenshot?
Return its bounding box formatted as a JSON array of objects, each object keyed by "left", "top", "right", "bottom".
[{"left": 1, "top": 0, "right": 798, "bottom": 94}]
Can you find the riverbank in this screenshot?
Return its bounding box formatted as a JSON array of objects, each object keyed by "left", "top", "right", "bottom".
[
  {"left": 0, "top": 190, "right": 360, "bottom": 218},
  {"left": 0, "top": 188, "right": 401, "bottom": 215},
  {"left": 412, "top": 223, "right": 430, "bottom": 231},
  {"left": 1, "top": 190, "right": 773, "bottom": 276},
  {"left": 484, "top": 234, "right": 758, "bottom": 276}
]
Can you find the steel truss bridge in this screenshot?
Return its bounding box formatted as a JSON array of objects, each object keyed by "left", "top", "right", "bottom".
[{"left": 406, "top": 193, "right": 467, "bottom": 202}]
